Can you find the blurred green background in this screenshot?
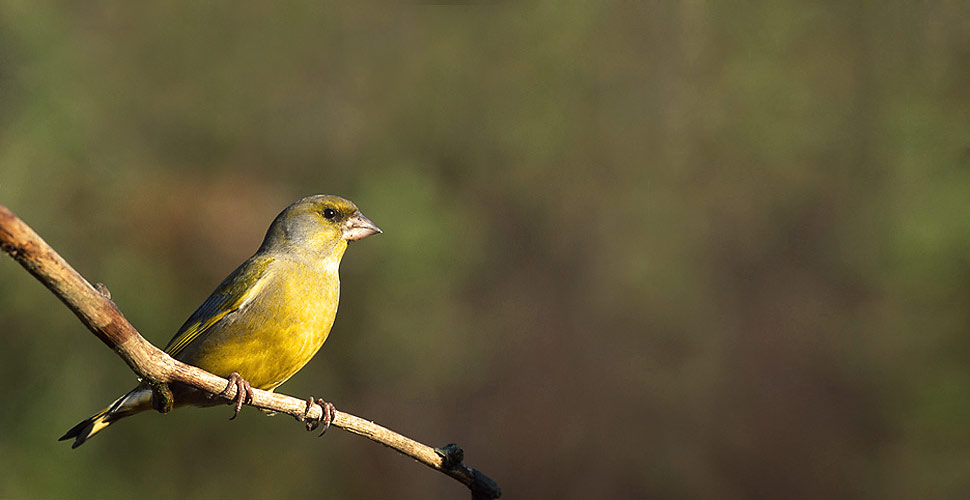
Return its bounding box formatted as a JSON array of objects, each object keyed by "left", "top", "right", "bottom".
[{"left": 1, "top": 2, "right": 969, "bottom": 499}]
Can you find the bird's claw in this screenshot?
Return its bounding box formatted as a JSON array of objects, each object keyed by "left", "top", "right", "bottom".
[
  {"left": 219, "top": 372, "right": 254, "bottom": 420},
  {"left": 303, "top": 396, "right": 336, "bottom": 436}
]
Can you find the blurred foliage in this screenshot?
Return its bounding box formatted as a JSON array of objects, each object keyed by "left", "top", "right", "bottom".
[{"left": 1, "top": 1, "right": 970, "bottom": 499}]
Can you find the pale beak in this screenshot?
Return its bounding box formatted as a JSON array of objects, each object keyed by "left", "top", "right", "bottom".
[{"left": 342, "top": 213, "right": 382, "bottom": 241}]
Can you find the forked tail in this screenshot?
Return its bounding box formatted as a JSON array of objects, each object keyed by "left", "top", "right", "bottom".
[{"left": 59, "top": 388, "right": 152, "bottom": 448}]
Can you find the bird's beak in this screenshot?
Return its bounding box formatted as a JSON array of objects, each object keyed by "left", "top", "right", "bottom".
[{"left": 342, "top": 213, "right": 382, "bottom": 241}]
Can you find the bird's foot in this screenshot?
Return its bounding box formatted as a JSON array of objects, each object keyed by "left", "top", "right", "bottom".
[
  {"left": 218, "top": 372, "right": 254, "bottom": 420},
  {"left": 303, "top": 396, "right": 336, "bottom": 436}
]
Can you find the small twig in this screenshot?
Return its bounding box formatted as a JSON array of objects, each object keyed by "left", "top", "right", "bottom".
[{"left": 0, "top": 204, "right": 501, "bottom": 500}]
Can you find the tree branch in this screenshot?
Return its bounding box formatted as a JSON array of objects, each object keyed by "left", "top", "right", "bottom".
[{"left": 0, "top": 204, "right": 500, "bottom": 500}]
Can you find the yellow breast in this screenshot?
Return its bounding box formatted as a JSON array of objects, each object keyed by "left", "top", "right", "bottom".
[{"left": 181, "top": 257, "right": 341, "bottom": 390}]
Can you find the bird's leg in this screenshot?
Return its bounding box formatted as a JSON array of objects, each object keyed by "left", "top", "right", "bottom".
[
  {"left": 218, "top": 372, "right": 254, "bottom": 420},
  {"left": 303, "top": 396, "right": 336, "bottom": 436}
]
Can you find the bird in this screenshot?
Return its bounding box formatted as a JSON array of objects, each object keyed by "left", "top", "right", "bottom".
[{"left": 60, "top": 194, "right": 381, "bottom": 448}]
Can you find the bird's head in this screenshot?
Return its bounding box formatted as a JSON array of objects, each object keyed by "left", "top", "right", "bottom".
[{"left": 259, "top": 194, "right": 381, "bottom": 260}]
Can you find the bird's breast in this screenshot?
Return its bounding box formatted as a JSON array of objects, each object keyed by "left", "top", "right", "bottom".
[{"left": 190, "top": 260, "right": 341, "bottom": 390}]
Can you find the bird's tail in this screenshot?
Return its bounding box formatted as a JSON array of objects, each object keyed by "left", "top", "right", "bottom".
[{"left": 59, "top": 387, "right": 153, "bottom": 448}]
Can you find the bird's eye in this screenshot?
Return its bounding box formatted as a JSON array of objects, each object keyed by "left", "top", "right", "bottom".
[{"left": 322, "top": 208, "right": 338, "bottom": 220}]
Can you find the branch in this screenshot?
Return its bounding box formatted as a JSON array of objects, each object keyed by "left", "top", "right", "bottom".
[{"left": 0, "top": 204, "right": 500, "bottom": 500}]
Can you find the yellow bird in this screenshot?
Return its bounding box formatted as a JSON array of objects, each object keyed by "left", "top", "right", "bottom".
[{"left": 60, "top": 194, "right": 381, "bottom": 448}]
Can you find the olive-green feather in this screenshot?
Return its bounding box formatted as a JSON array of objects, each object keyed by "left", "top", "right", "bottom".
[{"left": 164, "top": 256, "right": 275, "bottom": 358}]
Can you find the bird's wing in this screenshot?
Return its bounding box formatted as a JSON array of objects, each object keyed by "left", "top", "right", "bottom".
[{"left": 163, "top": 255, "right": 275, "bottom": 358}]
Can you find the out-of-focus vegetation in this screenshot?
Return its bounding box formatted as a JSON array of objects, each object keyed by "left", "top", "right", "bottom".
[{"left": 1, "top": 2, "right": 969, "bottom": 499}]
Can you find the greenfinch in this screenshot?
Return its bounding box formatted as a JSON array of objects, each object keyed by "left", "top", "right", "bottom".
[{"left": 60, "top": 194, "right": 381, "bottom": 448}]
